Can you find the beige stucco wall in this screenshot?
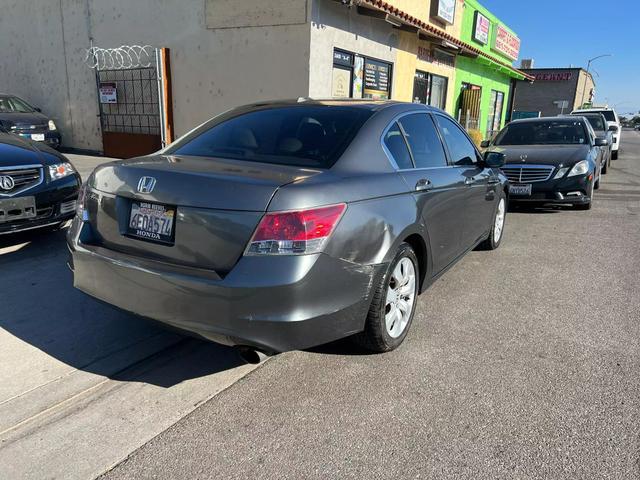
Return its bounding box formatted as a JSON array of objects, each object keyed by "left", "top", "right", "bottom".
[
  {"left": 0, "top": 0, "right": 102, "bottom": 150},
  {"left": 0, "top": 0, "right": 312, "bottom": 152},
  {"left": 308, "top": 0, "right": 398, "bottom": 99}
]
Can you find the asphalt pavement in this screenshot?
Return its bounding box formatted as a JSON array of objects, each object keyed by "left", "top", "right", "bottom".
[{"left": 101, "top": 132, "right": 640, "bottom": 480}]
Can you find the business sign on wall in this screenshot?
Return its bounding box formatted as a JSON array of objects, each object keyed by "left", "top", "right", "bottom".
[
  {"left": 492, "top": 25, "right": 521, "bottom": 61},
  {"left": 533, "top": 72, "right": 573, "bottom": 81},
  {"left": 472, "top": 11, "right": 490, "bottom": 45},
  {"left": 431, "top": 0, "right": 456, "bottom": 25}
]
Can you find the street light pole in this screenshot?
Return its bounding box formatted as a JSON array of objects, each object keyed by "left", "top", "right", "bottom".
[{"left": 580, "top": 54, "right": 612, "bottom": 108}]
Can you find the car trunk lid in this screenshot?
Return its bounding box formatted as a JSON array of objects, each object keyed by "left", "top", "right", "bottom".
[{"left": 85, "top": 154, "right": 322, "bottom": 273}]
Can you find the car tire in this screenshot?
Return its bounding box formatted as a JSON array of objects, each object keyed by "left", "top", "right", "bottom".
[
  {"left": 354, "top": 243, "right": 419, "bottom": 353},
  {"left": 612, "top": 150, "right": 618, "bottom": 160},
  {"left": 602, "top": 158, "right": 608, "bottom": 174},
  {"left": 594, "top": 175, "right": 600, "bottom": 189},
  {"left": 479, "top": 192, "right": 506, "bottom": 251},
  {"left": 575, "top": 183, "right": 594, "bottom": 210}
]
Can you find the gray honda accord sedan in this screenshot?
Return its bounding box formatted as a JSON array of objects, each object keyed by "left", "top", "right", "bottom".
[{"left": 67, "top": 99, "right": 508, "bottom": 355}]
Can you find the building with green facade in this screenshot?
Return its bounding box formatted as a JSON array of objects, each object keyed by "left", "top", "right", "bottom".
[{"left": 454, "top": 0, "right": 527, "bottom": 139}]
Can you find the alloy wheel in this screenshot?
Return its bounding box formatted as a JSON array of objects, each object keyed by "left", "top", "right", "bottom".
[
  {"left": 494, "top": 198, "right": 506, "bottom": 242},
  {"left": 385, "top": 257, "right": 416, "bottom": 338}
]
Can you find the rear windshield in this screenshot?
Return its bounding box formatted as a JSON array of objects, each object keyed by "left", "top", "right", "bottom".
[
  {"left": 583, "top": 115, "right": 605, "bottom": 131},
  {"left": 0, "top": 96, "right": 35, "bottom": 113},
  {"left": 172, "top": 106, "right": 373, "bottom": 168},
  {"left": 494, "top": 120, "right": 588, "bottom": 146}
]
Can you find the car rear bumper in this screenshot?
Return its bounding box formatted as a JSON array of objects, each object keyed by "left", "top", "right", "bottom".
[
  {"left": 508, "top": 174, "right": 593, "bottom": 205},
  {"left": 67, "top": 218, "right": 384, "bottom": 352}
]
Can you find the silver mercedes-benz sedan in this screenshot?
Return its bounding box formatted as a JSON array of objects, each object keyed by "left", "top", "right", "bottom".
[{"left": 67, "top": 99, "right": 508, "bottom": 356}]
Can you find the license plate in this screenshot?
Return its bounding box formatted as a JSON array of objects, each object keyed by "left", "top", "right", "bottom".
[
  {"left": 31, "top": 133, "right": 45, "bottom": 141},
  {"left": 509, "top": 184, "right": 532, "bottom": 196},
  {"left": 0, "top": 196, "right": 36, "bottom": 223},
  {"left": 126, "top": 201, "right": 176, "bottom": 244}
]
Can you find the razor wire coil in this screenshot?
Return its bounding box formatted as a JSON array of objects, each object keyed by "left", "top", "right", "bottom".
[{"left": 85, "top": 45, "right": 155, "bottom": 70}]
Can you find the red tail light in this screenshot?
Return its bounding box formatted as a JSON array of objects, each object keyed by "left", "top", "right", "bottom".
[{"left": 245, "top": 204, "right": 346, "bottom": 255}]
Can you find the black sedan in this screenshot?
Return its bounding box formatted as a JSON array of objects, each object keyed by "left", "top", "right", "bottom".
[
  {"left": 0, "top": 94, "right": 62, "bottom": 149},
  {"left": 0, "top": 126, "right": 81, "bottom": 234},
  {"left": 482, "top": 117, "right": 605, "bottom": 210},
  {"left": 68, "top": 100, "right": 508, "bottom": 356}
]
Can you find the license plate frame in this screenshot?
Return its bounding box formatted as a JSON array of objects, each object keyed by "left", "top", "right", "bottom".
[
  {"left": 31, "top": 133, "right": 45, "bottom": 142},
  {"left": 509, "top": 184, "right": 532, "bottom": 196},
  {"left": 0, "top": 196, "right": 37, "bottom": 224},
  {"left": 126, "top": 200, "right": 176, "bottom": 245}
]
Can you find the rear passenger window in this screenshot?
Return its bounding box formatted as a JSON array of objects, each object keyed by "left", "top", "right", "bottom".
[
  {"left": 398, "top": 114, "right": 447, "bottom": 168},
  {"left": 383, "top": 122, "right": 413, "bottom": 169},
  {"left": 435, "top": 115, "right": 480, "bottom": 166}
]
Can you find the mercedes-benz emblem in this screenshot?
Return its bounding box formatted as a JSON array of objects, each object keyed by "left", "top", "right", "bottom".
[
  {"left": 0, "top": 175, "right": 15, "bottom": 191},
  {"left": 137, "top": 176, "right": 156, "bottom": 194}
]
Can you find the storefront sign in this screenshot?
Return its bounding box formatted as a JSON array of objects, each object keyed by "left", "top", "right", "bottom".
[
  {"left": 532, "top": 72, "right": 573, "bottom": 81},
  {"left": 331, "top": 68, "right": 351, "bottom": 98},
  {"left": 492, "top": 25, "right": 520, "bottom": 61},
  {"left": 417, "top": 46, "right": 455, "bottom": 68},
  {"left": 99, "top": 82, "right": 117, "bottom": 104},
  {"left": 431, "top": 0, "right": 456, "bottom": 25},
  {"left": 333, "top": 50, "right": 353, "bottom": 68},
  {"left": 364, "top": 59, "right": 391, "bottom": 99},
  {"left": 472, "top": 11, "right": 490, "bottom": 45}
]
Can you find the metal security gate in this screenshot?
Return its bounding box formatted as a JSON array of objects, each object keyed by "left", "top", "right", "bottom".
[{"left": 85, "top": 45, "right": 173, "bottom": 158}]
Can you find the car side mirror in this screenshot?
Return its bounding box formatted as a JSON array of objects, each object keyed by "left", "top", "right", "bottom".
[
  {"left": 483, "top": 151, "right": 505, "bottom": 168},
  {"left": 480, "top": 140, "right": 491, "bottom": 148},
  {"left": 595, "top": 137, "right": 608, "bottom": 147},
  {"left": 608, "top": 124, "right": 618, "bottom": 132}
]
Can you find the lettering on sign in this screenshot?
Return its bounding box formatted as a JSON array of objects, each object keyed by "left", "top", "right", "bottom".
[
  {"left": 364, "top": 59, "right": 391, "bottom": 99},
  {"left": 492, "top": 25, "right": 520, "bottom": 61},
  {"left": 533, "top": 72, "right": 573, "bottom": 82},
  {"left": 99, "top": 82, "right": 117, "bottom": 104},
  {"left": 417, "top": 47, "right": 455, "bottom": 68},
  {"left": 473, "top": 11, "right": 490, "bottom": 45}
]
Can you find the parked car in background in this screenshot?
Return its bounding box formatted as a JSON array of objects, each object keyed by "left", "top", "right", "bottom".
[
  {"left": 0, "top": 94, "right": 62, "bottom": 149},
  {"left": 0, "top": 124, "right": 80, "bottom": 234},
  {"left": 68, "top": 100, "right": 508, "bottom": 357},
  {"left": 570, "top": 112, "right": 612, "bottom": 174},
  {"left": 482, "top": 117, "right": 604, "bottom": 210},
  {"left": 572, "top": 107, "right": 621, "bottom": 159}
]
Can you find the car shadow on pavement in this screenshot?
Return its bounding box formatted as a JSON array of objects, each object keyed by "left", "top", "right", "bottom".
[
  {"left": 0, "top": 227, "right": 244, "bottom": 389},
  {"left": 508, "top": 204, "right": 563, "bottom": 214}
]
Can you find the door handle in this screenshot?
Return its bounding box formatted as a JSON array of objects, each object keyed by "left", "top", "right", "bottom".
[
  {"left": 464, "top": 177, "right": 476, "bottom": 185},
  {"left": 415, "top": 178, "right": 433, "bottom": 191}
]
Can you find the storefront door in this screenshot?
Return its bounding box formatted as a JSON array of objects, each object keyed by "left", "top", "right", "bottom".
[{"left": 413, "top": 71, "right": 429, "bottom": 104}]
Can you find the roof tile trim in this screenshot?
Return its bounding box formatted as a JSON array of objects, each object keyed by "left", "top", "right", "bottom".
[{"left": 355, "top": 0, "right": 535, "bottom": 81}]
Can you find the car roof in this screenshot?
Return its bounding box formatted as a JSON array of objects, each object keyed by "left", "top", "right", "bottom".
[
  {"left": 509, "top": 116, "right": 587, "bottom": 124},
  {"left": 572, "top": 108, "right": 616, "bottom": 113},
  {"left": 238, "top": 98, "right": 443, "bottom": 113}
]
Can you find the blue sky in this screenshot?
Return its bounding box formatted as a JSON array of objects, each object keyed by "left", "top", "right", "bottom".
[{"left": 480, "top": 0, "right": 640, "bottom": 117}]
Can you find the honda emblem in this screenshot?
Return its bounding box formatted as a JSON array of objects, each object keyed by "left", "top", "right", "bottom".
[{"left": 137, "top": 176, "right": 156, "bottom": 194}]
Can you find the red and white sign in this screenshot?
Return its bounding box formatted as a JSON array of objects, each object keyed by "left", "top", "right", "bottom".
[
  {"left": 473, "top": 11, "right": 490, "bottom": 45},
  {"left": 492, "top": 25, "right": 520, "bottom": 61},
  {"left": 99, "top": 82, "right": 117, "bottom": 104}
]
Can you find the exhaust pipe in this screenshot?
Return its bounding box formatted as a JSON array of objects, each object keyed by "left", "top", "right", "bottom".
[{"left": 235, "top": 346, "right": 270, "bottom": 364}]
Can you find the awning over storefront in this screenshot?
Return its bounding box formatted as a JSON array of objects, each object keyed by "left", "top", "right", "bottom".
[{"left": 346, "top": 0, "right": 534, "bottom": 81}]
